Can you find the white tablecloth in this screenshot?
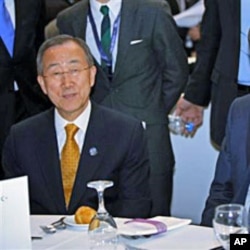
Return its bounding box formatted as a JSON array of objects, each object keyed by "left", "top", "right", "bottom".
[{"left": 31, "top": 215, "right": 220, "bottom": 250}]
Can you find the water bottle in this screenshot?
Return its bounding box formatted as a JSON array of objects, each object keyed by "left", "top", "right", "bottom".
[
  {"left": 185, "top": 35, "right": 194, "bottom": 49},
  {"left": 168, "top": 114, "right": 194, "bottom": 135}
]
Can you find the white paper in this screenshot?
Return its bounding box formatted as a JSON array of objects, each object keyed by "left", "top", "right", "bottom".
[
  {"left": 174, "top": 0, "right": 205, "bottom": 28},
  {"left": 0, "top": 176, "right": 31, "bottom": 249}
]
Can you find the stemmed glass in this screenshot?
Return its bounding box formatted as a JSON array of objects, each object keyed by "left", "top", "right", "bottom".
[
  {"left": 247, "top": 205, "right": 250, "bottom": 233},
  {"left": 87, "top": 180, "right": 118, "bottom": 250},
  {"left": 213, "top": 204, "right": 247, "bottom": 250}
]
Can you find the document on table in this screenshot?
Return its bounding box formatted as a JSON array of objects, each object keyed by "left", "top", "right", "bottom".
[{"left": 0, "top": 176, "right": 31, "bottom": 249}]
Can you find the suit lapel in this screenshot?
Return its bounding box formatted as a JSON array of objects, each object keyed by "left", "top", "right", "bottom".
[
  {"left": 35, "top": 109, "right": 66, "bottom": 213},
  {"left": 69, "top": 104, "right": 106, "bottom": 212},
  {"left": 113, "top": 0, "right": 139, "bottom": 81}
]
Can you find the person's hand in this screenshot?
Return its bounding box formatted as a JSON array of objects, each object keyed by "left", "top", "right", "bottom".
[
  {"left": 174, "top": 96, "right": 204, "bottom": 136},
  {"left": 188, "top": 25, "right": 201, "bottom": 42}
]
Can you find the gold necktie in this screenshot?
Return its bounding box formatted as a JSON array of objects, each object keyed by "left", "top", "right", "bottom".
[{"left": 61, "top": 124, "right": 80, "bottom": 207}]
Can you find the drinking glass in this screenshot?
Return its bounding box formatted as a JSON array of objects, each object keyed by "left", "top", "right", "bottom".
[
  {"left": 246, "top": 205, "right": 250, "bottom": 233},
  {"left": 213, "top": 204, "right": 247, "bottom": 250},
  {"left": 87, "top": 180, "right": 118, "bottom": 250}
]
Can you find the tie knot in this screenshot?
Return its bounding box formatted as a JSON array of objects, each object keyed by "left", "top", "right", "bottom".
[
  {"left": 65, "top": 124, "right": 79, "bottom": 138},
  {"left": 100, "top": 5, "right": 109, "bottom": 16}
]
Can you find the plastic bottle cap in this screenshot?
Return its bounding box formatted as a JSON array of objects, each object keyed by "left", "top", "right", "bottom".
[{"left": 185, "top": 122, "right": 195, "bottom": 132}]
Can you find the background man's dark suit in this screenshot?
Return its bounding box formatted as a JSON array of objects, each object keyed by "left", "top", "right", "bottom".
[
  {"left": 166, "top": 0, "right": 180, "bottom": 15},
  {"left": 56, "top": 0, "right": 189, "bottom": 216},
  {"left": 3, "top": 103, "right": 151, "bottom": 218},
  {"left": 201, "top": 95, "right": 250, "bottom": 227},
  {"left": 44, "top": 0, "right": 81, "bottom": 24},
  {"left": 183, "top": 0, "right": 242, "bottom": 147},
  {"left": 0, "top": 0, "right": 51, "bottom": 179}
]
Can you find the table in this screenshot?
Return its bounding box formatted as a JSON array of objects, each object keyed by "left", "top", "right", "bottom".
[{"left": 31, "top": 215, "right": 220, "bottom": 250}]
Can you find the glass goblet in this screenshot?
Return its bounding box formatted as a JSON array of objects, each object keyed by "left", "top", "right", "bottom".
[
  {"left": 87, "top": 180, "right": 118, "bottom": 250},
  {"left": 246, "top": 204, "right": 250, "bottom": 233},
  {"left": 213, "top": 204, "right": 247, "bottom": 250}
]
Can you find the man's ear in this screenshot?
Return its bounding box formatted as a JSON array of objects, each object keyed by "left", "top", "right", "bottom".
[
  {"left": 90, "top": 65, "right": 97, "bottom": 88},
  {"left": 37, "top": 75, "right": 48, "bottom": 95}
]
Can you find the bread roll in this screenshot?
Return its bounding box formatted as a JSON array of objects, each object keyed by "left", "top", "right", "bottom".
[{"left": 74, "top": 206, "right": 96, "bottom": 224}]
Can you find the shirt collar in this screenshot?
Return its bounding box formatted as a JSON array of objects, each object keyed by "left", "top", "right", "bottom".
[
  {"left": 90, "top": 0, "right": 122, "bottom": 19},
  {"left": 55, "top": 101, "right": 92, "bottom": 134}
]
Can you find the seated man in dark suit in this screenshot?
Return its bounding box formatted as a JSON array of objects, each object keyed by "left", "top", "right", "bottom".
[
  {"left": 201, "top": 94, "right": 250, "bottom": 227},
  {"left": 2, "top": 35, "right": 151, "bottom": 218}
]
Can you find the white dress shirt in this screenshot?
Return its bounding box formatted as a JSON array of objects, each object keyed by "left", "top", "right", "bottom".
[
  {"left": 55, "top": 101, "right": 91, "bottom": 158},
  {"left": 174, "top": 0, "right": 205, "bottom": 28},
  {"left": 86, "top": 0, "right": 122, "bottom": 71}
]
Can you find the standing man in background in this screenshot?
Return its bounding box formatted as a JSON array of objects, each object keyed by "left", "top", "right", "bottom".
[
  {"left": 175, "top": 0, "right": 250, "bottom": 149},
  {"left": 0, "top": 0, "right": 51, "bottom": 179},
  {"left": 56, "top": 0, "right": 189, "bottom": 216}
]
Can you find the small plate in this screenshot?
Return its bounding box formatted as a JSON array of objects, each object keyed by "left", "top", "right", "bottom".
[{"left": 64, "top": 216, "right": 89, "bottom": 229}]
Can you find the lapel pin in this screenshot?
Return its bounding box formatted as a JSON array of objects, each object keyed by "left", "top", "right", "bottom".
[{"left": 89, "top": 147, "right": 98, "bottom": 156}]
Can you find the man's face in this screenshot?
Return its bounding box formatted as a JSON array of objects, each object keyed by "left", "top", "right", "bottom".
[{"left": 38, "top": 41, "right": 96, "bottom": 121}]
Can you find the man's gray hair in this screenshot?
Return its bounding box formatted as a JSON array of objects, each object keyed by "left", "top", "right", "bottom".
[{"left": 36, "top": 34, "right": 94, "bottom": 75}]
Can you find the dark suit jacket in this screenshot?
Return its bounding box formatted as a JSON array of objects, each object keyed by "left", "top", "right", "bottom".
[
  {"left": 201, "top": 95, "right": 250, "bottom": 227},
  {"left": 56, "top": 0, "right": 188, "bottom": 216},
  {"left": 184, "top": 0, "right": 241, "bottom": 147},
  {"left": 0, "top": 0, "right": 51, "bottom": 179},
  {"left": 0, "top": 0, "right": 48, "bottom": 108},
  {"left": 2, "top": 103, "right": 151, "bottom": 218}
]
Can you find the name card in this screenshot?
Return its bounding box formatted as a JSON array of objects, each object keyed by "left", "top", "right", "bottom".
[{"left": 0, "top": 176, "right": 31, "bottom": 249}]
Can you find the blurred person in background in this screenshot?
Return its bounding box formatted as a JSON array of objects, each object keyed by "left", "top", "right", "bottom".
[
  {"left": 175, "top": 0, "right": 250, "bottom": 149},
  {"left": 0, "top": 0, "right": 51, "bottom": 179}
]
